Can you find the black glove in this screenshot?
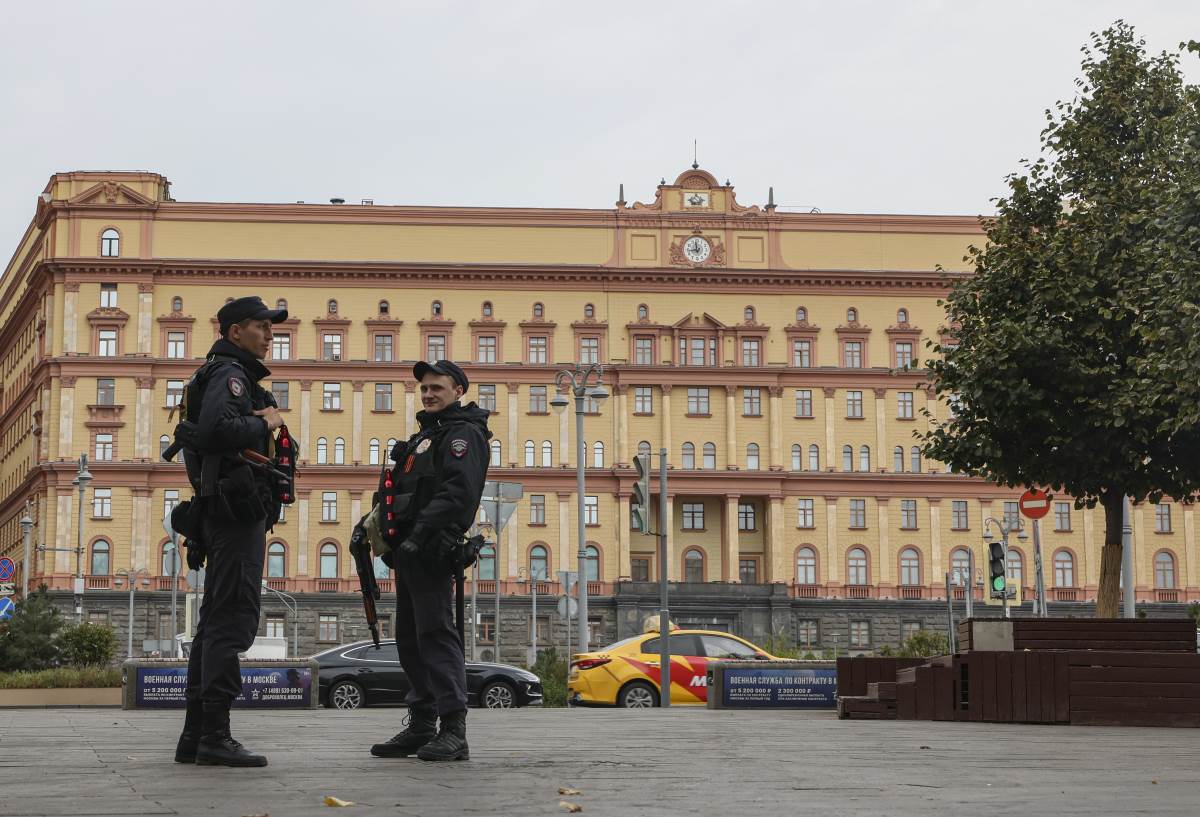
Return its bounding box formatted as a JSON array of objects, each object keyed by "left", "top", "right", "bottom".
[
  {"left": 397, "top": 538, "right": 420, "bottom": 557},
  {"left": 185, "top": 539, "right": 207, "bottom": 571}
]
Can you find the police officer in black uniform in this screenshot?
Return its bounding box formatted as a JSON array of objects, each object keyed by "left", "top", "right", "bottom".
[
  {"left": 370, "top": 360, "right": 490, "bottom": 762},
  {"left": 172, "top": 296, "right": 287, "bottom": 768}
]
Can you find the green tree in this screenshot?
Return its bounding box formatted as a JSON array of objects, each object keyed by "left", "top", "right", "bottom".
[
  {"left": 921, "top": 23, "right": 1199, "bottom": 618},
  {"left": 0, "top": 587, "right": 64, "bottom": 671},
  {"left": 57, "top": 622, "right": 118, "bottom": 667}
]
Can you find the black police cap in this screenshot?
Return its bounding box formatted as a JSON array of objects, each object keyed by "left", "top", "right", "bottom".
[
  {"left": 413, "top": 360, "right": 469, "bottom": 392},
  {"left": 218, "top": 296, "right": 289, "bottom": 335}
]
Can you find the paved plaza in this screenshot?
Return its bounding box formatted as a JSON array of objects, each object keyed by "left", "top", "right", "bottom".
[{"left": 1, "top": 707, "right": 1195, "bottom": 816}]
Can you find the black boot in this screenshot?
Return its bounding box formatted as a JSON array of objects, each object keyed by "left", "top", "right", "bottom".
[
  {"left": 174, "top": 699, "right": 203, "bottom": 763},
  {"left": 195, "top": 706, "right": 268, "bottom": 767},
  {"left": 417, "top": 710, "right": 469, "bottom": 762},
  {"left": 370, "top": 707, "right": 438, "bottom": 758}
]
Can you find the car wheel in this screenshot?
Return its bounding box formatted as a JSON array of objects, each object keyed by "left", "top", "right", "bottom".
[
  {"left": 618, "top": 680, "right": 659, "bottom": 708},
  {"left": 329, "top": 680, "right": 365, "bottom": 710},
  {"left": 480, "top": 680, "right": 516, "bottom": 709}
]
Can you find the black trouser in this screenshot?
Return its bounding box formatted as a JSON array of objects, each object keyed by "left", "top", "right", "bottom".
[
  {"left": 186, "top": 513, "right": 266, "bottom": 710},
  {"left": 394, "top": 552, "right": 467, "bottom": 715}
]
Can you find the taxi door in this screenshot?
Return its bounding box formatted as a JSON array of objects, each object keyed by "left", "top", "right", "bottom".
[{"left": 640, "top": 634, "right": 708, "bottom": 704}]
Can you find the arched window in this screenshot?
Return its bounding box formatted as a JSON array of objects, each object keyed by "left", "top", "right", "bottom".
[
  {"left": 386, "top": 438, "right": 397, "bottom": 457},
  {"left": 791, "top": 444, "right": 803, "bottom": 471},
  {"left": 1053, "top": 550, "right": 1075, "bottom": 587},
  {"left": 100, "top": 228, "right": 120, "bottom": 257},
  {"left": 276, "top": 298, "right": 287, "bottom": 310},
  {"left": 319, "top": 543, "right": 339, "bottom": 578},
  {"left": 684, "top": 549, "right": 705, "bottom": 583},
  {"left": 159, "top": 434, "right": 171, "bottom": 457},
  {"left": 808, "top": 444, "right": 820, "bottom": 472},
  {"left": 746, "top": 443, "right": 760, "bottom": 471},
  {"left": 379, "top": 300, "right": 389, "bottom": 315},
  {"left": 637, "top": 304, "right": 649, "bottom": 320},
  {"left": 333, "top": 437, "right": 345, "bottom": 464},
  {"left": 482, "top": 301, "right": 493, "bottom": 317},
  {"left": 529, "top": 545, "right": 548, "bottom": 582},
  {"left": 90, "top": 539, "right": 110, "bottom": 575},
  {"left": 951, "top": 548, "right": 971, "bottom": 586},
  {"left": 899, "top": 548, "right": 921, "bottom": 586},
  {"left": 533, "top": 302, "right": 544, "bottom": 319},
  {"left": 541, "top": 441, "right": 553, "bottom": 468},
  {"left": 638, "top": 440, "right": 652, "bottom": 457},
  {"left": 1155, "top": 551, "right": 1177, "bottom": 589},
  {"left": 795, "top": 306, "right": 808, "bottom": 323},
  {"left": 846, "top": 307, "right": 858, "bottom": 323},
  {"left": 490, "top": 439, "right": 502, "bottom": 467},
  {"left": 368, "top": 439, "right": 381, "bottom": 465},
  {"left": 859, "top": 445, "right": 871, "bottom": 472},
  {"left": 1007, "top": 549, "right": 1023, "bottom": 584},
  {"left": 432, "top": 300, "right": 443, "bottom": 317},
  {"left": 842, "top": 445, "right": 853, "bottom": 472},
  {"left": 171, "top": 296, "right": 183, "bottom": 312},
  {"left": 316, "top": 437, "right": 328, "bottom": 464},
  {"left": 585, "top": 545, "right": 600, "bottom": 582},
  {"left": 267, "top": 542, "right": 286, "bottom": 578},
  {"left": 897, "top": 308, "right": 908, "bottom": 324},
  {"left": 847, "top": 547, "right": 869, "bottom": 586},
  {"left": 910, "top": 446, "right": 922, "bottom": 473},
  {"left": 796, "top": 547, "right": 817, "bottom": 584},
  {"left": 703, "top": 442, "right": 716, "bottom": 470},
  {"left": 525, "top": 440, "right": 536, "bottom": 467},
  {"left": 584, "top": 303, "right": 595, "bottom": 319},
  {"left": 893, "top": 446, "right": 904, "bottom": 473},
  {"left": 477, "top": 545, "right": 496, "bottom": 580},
  {"left": 744, "top": 306, "right": 755, "bottom": 322},
  {"left": 327, "top": 299, "right": 338, "bottom": 315},
  {"left": 592, "top": 441, "right": 604, "bottom": 468},
  {"left": 681, "top": 442, "right": 696, "bottom": 470}
]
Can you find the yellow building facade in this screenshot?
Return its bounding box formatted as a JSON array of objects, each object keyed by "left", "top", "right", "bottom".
[{"left": 0, "top": 168, "right": 1195, "bottom": 606}]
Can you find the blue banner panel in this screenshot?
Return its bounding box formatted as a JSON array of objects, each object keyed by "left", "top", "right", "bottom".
[
  {"left": 134, "top": 666, "right": 313, "bottom": 708},
  {"left": 721, "top": 667, "right": 838, "bottom": 708}
]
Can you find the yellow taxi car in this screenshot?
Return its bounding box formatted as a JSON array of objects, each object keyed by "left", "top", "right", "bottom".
[{"left": 567, "top": 624, "right": 778, "bottom": 707}]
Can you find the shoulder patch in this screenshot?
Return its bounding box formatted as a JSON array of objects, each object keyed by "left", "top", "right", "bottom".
[
  {"left": 450, "top": 438, "right": 469, "bottom": 458},
  {"left": 228, "top": 377, "right": 244, "bottom": 397}
]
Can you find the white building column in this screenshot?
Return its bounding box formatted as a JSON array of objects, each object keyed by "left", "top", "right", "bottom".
[
  {"left": 405, "top": 383, "right": 417, "bottom": 439},
  {"left": 725, "top": 386, "right": 737, "bottom": 469},
  {"left": 57, "top": 376, "right": 77, "bottom": 460},
  {"left": 824, "top": 496, "right": 840, "bottom": 582},
  {"left": 557, "top": 492, "right": 571, "bottom": 577},
  {"left": 506, "top": 383, "right": 519, "bottom": 467},
  {"left": 823, "top": 388, "right": 837, "bottom": 469},
  {"left": 131, "top": 488, "right": 151, "bottom": 571},
  {"left": 768, "top": 387, "right": 783, "bottom": 471},
  {"left": 137, "top": 284, "right": 153, "bottom": 354},
  {"left": 299, "top": 381, "right": 312, "bottom": 461},
  {"left": 62, "top": 282, "right": 79, "bottom": 354},
  {"left": 351, "top": 381, "right": 364, "bottom": 464},
  {"left": 928, "top": 499, "right": 943, "bottom": 578},
  {"left": 873, "top": 388, "right": 887, "bottom": 471},
  {"left": 297, "top": 491, "right": 311, "bottom": 576},
  {"left": 134, "top": 377, "right": 154, "bottom": 460}
]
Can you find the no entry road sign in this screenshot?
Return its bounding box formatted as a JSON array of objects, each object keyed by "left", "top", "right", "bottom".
[{"left": 1019, "top": 489, "right": 1052, "bottom": 520}]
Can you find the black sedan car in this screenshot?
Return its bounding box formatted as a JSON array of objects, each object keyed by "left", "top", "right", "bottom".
[{"left": 314, "top": 641, "right": 543, "bottom": 710}]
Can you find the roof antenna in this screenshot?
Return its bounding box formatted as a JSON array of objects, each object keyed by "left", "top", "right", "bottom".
[
  {"left": 616, "top": 183, "right": 626, "bottom": 207},
  {"left": 766, "top": 186, "right": 776, "bottom": 212},
  {"left": 692, "top": 139, "right": 699, "bottom": 170}
]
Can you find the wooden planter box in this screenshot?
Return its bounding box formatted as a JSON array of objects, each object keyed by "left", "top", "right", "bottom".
[{"left": 0, "top": 687, "right": 122, "bottom": 708}]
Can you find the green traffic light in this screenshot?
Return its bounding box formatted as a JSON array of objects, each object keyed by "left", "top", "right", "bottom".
[{"left": 992, "top": 575, "right": 1006, "bottom": 592}]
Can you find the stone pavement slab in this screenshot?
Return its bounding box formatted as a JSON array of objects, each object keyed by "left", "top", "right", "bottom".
[{"left": 0, "top": 707, "right": 1195, "bottom": 816}]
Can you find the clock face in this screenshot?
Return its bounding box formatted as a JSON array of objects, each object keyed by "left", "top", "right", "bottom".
[{"left": 683, "top": 236, "right": 711, "bottom": 263}]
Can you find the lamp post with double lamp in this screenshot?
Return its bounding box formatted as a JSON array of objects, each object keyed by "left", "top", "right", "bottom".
[
  {"left": 982, "top": 516, "right": 1028, "bottom": 619},
  {"left": 113, "top": 568, "right": 151, "bottom": 658},
  {"left": 550, "top": 363, "right": 608, "bottom": 656},
  {"left": 19, "top": 501, "right": 33, "bottom": 598},
  {"left": 517, "top": 565, "right": 544, "bottom": 666},
  {"left": 261, "top": 580, "right": 299, "bottom": 657},
  {"left": 71, "top": 455, "right": 93, "bottom": 624}
]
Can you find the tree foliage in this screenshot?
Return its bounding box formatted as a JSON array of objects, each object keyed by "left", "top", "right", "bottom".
[
  {"left": 920, "top": 23, "right": 1200, "bottom": 617},
  {"left": 0, "top": 587, "right": 65, "bottom": 671},
  {"left": 57, "top": 622, "right": 118, "bottom": 667}
]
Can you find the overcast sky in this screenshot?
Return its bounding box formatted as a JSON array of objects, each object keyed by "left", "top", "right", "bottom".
[{"left": 2, "top": 1, "right": 1198, "bottom": 255}]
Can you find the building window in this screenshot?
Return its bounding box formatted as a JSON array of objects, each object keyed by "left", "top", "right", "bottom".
[
  {"left": 1155, "top": 503, "right": 1172, "bottom": 533},
  {"left": 951, "top": 500, "right": 969, "bottom": 530},
  {"left": 369, "top": 439, "right": 381, "bottom": 465},
  {"left": 684, "top": 550, "right": 704, "bottom": 583},
  {"left": 1007, "top": 549, "right": 1023, "bottom": 584},
  {"left": 322, "top": 333, "right": 342, "bottom": 361},
  {"left": 582, "top": 394, "right": 601, "bottom": 414},
  {"left": 843, "top": 341, "right": 863, "bottom": 368},
  {"left": 524, "top": 441, "right": 536, "bottom": 467},
  {"left": 528, "top": 386, "right": 547, "bottom": 413},
  {"left": 170, "top": 296, "right": 184, "bottom": 312},
  {"left": 165, "top": 490, "right": 180, "bottom": 520},
  {"left": 323, "top": 382, "right": 341, "bottom": 410},
  {"left": 159, "top": 435, "right": 171, "bottom": 457},
  {"left": 860, "top": 444, "right": 874, "bottom": 471},
  {"left": 267, "top": 542, "right": 286, "bottom": 578},
  {"left": 579, "top": 337, "right": 600, "bottom": 364},
  {"left": 687, "top": 388, "right": 710, "bottom": 415},
  {"left": 1155, "top": 551, "right": 1177, "bottom": 589},
  {"left": 374, "top": 334, "right": 393, "bottom": 362},
  {"left": 593, "top": 442, "right": 604, "bottom": 468},
  {"left": 744, "top": 306, "right": 755, "bottom": 322},
  {"left": 326, "top": 299, "right": 338, "bottom": 315},
  {"left": 796, "top": 548, "right": 817, "bottom": 584},
  {"left": 98, "top": 329, "right": 118, "bottom": 357},
  {"left": 99, "top": 283, "right": 118, "bottom": 308},
  {"left": 846, "top": 307, "right": 858, "bottom": 323},
  {"left": 682, "top": 503, "right": 705, "bottom": 530},
  {"left": 848, "top": 500, "right": 866, "bottom": 529},
  {"left": 847, "top": 548, "right": 869, "bottom": 585},
  {"left": 795, "top": 389, "right": 813, "bottom": 417},
  {"left": 846, "top": 390, "right": 863, "bottom": 418},
  {"left": 637, "top": 304, "right": 649, "bottom": 320},
  {"left": 541, "top": 441, "right": 553, "bottom": 467},
  {"left": 949, "top": 548, "right": 971, "bottom": 586},
  {"left": 899, "top": 548, "right": 921, "bottom": 586},
  {"left": 808, "top": 444, "right": 820, "bottom": 472},
  {"left": 316, "top": 437, "right": 328, "bottom": 463},
  {"left": 634, "top": 337, "right": 654, "bottom": 365},
  {"left": 166, "top": 380, "right": 184, "bottom": 407},
  {"left": 792, "top": 340, "right": 811, "bottom": 368},
  {"left": 897, "top": 308, "right": 909, "bottom": 324},
  {"left": 910, "top": 446, "right": 922, "bottom": 473},
  {"left": 532, "top": 302, "right": 544, "bottom": 319},
  {"left": 431, "top": 300, "right": 443, "bottom": 318},
  {"left": 791, "top": 444, "right": 803, "bottom": 471},
  {"left": 318, "top": 615, "right": 339, "bottom": 642},
  {"left": 584, "top": 303, "right": 595, "bottom": 319},
  {"left": 481, "top": 301, "right": 494, "bottom": 318},
  {"left": 276, "top": 298, "right": 287, "bottom": 311},
  {"left": 426, "top": 335, "right": 446, "bottom": 361},
  {"left": 265, "top": 615, "right": 286, "bottom": 639},
  {"left": 100, "top": 230, "right": 120, "bottom": 258},
  {"left": 94, "top": 433, "right": 114, "bottom": 461},
  {"left": 96, "top": 378, "right": 116, "bottom": 405},
  {"left": 377, "top": 299, "right": 389, "bottom": 315},
  {"left": 488, "top": 439, "right": 501, "bottom": 467},
  {"left": 319, "top": 543, "right": 339, "bottom": 578},
  {"left": 741, "top": 338, "right": 761, "bottom": 367},
  {"left": 583, "top": 495, "right": 599, "bottom": 526},
  {"left": 90, "top": 539, "right": 110, "bottom": 575},
  {"left": 477, "top": 384, "right": 496, "bottom": 413},
  {"left": 530, "top": 495, "right": 545, "bottom": 525},
  {"left": 895, "top": 342, "right": 914, "bottom": 369},
  {"left": 900, "top": 499, "right": 917, "bottom": 529},
  {"left": 321, "top": 492, "right": 337, "bottom": 522},
  {"left": 738, "top": 503, "right": 756, "bottom": 531},
  {"left": 333, "top": 438, "right": 345, "bottom": 464},
  {"left": 1054, "top": 502, "right": 1071, "bottom": 531},
  {"left": 850, "top": 621, "right": 870, "bottom": 649},
  {"left": 743, "top": 388, "right": 762, "bottom": 416},
  {"left": 373, "top": 383, "right": 392, "bottom": 412},
  {"left": 893, "top": 446, "right": 905, "bottom": 473},
  {"left": 797, "top": 618, "right": 818, "bottom": 647},
  {"left": 269, "top": 333, "right": 290, "bottom": 361},
  {"left": 739, "top": 559, "right": 758, "bottom": 584},
  {"left": 702, "top": 442, "right": 716, "bottom": 470},
  {"left": 631, "top": 557, "right": 650, "bottom": 582},
  {"left": 897, "top": 392, "right": 913, "bottom": 419},
  {"left": 746, "top": 443, "right": 761, "bottom": 471},
  {"left": 166, "top": 331, "right": 186, "bottom": 359},
  {"left": 476, "top": 335, "right": 497, "bottom": 363},
  {"left": 681, "top": 442, "right": 696, "bottom": 469},
  {"left": 585, "top": 545, "right": 601, "bottom": 582},
  {"left": 797, "top": 498, "right": 815, "bottom": 528},
  {"left": 1053, "top": 550, "right": 1075, "bottom": 587},
  {"left": 842, "top": 445, "right": 853, "bottom": 472},
  {"left": 270, "top": 381, "right": 289, "bottom": 409},
  {"left": 634, "top": 387, "right": 653, "bottom": 414},
  {"left": 92, "top": 488, "right": 112, "bottom": 518},
  {"left": 1003, "top": 501, "right": 1020, "bottom": 530},
  {"left": 528, "top": 336, "right": 548, "bottom": 364}
]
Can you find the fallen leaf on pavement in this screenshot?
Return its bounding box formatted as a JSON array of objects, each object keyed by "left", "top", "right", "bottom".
[
  {"left": 243, "top": 813, "right": 268, "bottom": 817},
  {"left": 324, "top": 796, "right": 355, "bottom": 807},
  {"left": 559, "top": 801, "right": 583, "bottom": 813},
  {"left": 559, "top": 787, "right": 583, "bottom": 796}
]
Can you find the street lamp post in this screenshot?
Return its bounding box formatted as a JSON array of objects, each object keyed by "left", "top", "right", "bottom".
[
  {"left": 551, "top": 363, "right": 608, "bottom": 657},
  {"left": 71, "top": 455, "right": 94, "bottom": 624},
  {"left": 113, "top": 568, "right": 151, "bottom": 658},
  {"left": 518, "top": 565, "right": 543, "bottom": 666},
  {"left": 261, "top": 581, "right": 299, "bottom": 657},
  {"left": 982, "top": 516, "right": 1028, "bottom": 619},
  {"left": 19, "top": 501, "right": 33, "bottom": 598}
]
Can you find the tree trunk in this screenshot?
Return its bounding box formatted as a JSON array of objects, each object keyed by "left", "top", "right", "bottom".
[{"left": 1095, "top": 489, "right": 1125, "bottom": 618}]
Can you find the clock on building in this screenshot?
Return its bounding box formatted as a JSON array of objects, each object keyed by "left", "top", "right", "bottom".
[{"left": 683, "top": 236, "right": 711, "bottom": 264}]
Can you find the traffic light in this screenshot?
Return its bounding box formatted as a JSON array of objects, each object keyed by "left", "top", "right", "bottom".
[
  {"left": 631, "top": 453, "right": 651, "bottom": 535},
  {"left": 987, "top": 540, "right": 1007, "bottom": 598}
]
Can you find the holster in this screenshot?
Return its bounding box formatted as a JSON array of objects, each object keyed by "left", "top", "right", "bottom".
[{"left": 214, "top": 465, "right": 267, "bottom": 523}]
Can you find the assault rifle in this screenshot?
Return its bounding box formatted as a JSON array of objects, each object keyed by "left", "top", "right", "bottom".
[{"left": 350, "top": 516, "right": 381, "bottom": 649}]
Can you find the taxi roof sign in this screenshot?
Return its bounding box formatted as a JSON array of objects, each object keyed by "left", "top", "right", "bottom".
[{"left": 642, "top": 616, "right": 679, "bottom": 634}]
